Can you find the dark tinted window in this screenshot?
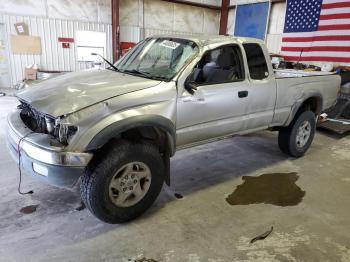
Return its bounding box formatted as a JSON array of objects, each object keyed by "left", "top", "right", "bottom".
[
  {"left": 190, "top": 45, "right": 245, "bottom": 85},
  {"left": 243, "top": 43, "right": 269, "bottom": 80}
]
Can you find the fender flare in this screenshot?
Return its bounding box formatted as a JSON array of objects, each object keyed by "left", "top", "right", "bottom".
[
  {"left": 85, "top": 115, "right": 176, "bottom": 156},
  {"left": 285, "top": 93, "right": 323, "bottom": 126}
]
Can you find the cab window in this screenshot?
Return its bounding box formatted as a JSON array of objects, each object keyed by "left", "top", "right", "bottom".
[{"left": 243, "top": 43, "right": 269, "bottom": 80}]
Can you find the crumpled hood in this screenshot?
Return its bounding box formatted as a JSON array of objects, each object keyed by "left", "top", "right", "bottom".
[{"left": 17, "top": 69, "right": 161, "bottom": 117}]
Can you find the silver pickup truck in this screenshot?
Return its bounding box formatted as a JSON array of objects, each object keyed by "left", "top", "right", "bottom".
[{"left": 7, "top": 35, "right": 340, "bottom": 223}]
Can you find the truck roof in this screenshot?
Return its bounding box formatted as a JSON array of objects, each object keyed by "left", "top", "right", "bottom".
[{"left": 149, "top": 34, "right": 265, "bottom": 47}]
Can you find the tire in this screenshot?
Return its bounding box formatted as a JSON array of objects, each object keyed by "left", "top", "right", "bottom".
[
  {"left": 80, "top": 140, "right": 165, "bottom": 224},
  {"left": 278, "top": 110, "right": 316, "bottom": 158}
]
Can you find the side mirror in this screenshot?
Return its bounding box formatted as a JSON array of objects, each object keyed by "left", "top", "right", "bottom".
[
  {"left": 184, "top": 80, "right": 197, "bottom": 95},
  {"left": 184, "top": 68, "right": 202, "bottom": 95}
]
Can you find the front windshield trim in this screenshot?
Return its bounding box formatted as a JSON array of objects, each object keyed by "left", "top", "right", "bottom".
[{"left": 114, "top": 37, "right": 200, "bottom": 82}]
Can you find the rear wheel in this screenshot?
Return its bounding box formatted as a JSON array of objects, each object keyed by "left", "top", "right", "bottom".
[
  {"left": 80, "top": 140, "right": 164, "bottom": 223},
  {"left": 278, "top": 110, "right": 316, "bottom": 157}
]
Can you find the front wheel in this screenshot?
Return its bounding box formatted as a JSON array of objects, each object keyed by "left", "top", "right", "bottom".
[
  {"left": 80, "top": 141, "right": 165, "bottom": 223},
  {"left": 278, "top": 110, "right": 316, "bottom": 158}
]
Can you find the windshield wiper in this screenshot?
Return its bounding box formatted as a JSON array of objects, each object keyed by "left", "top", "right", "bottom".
[
  {"left": 122, "top": 69, "right": 168, "bottom": 81},
  {"left": 91, "top": 53, "right": 120, "bottom": 72},
  {"left": 123, "top": 69, "right": 151, "bottom": 77}
]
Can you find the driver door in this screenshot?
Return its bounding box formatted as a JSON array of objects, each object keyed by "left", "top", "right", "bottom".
[{"left": 176, "top": 44, "right": 251, "bottom": 148}]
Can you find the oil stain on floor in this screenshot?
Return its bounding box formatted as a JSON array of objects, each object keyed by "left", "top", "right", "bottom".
[
  {"left": 20, "top": 204, "right": 39, "bottom": 214},
  {"left": 226, "top": 172, "right": 305, "bottom": 206}
]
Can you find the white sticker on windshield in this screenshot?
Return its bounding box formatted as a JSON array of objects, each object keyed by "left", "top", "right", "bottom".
[{"left": 159, "top": 40, "right": 180, "bottom": 50}]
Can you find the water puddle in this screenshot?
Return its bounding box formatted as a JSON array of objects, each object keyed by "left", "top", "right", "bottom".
[
  {"left": 226, "top": 172, "right": 305, "bottom": 206},
  {"left": 20, "top": 204, "right": 39, "bottom": 214}
]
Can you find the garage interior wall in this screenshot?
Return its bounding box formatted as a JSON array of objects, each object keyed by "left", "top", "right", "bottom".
[
  {"left": 0, "top": 14, "right": 113, "bottom": 86},
  {"left": 0, "top": 0, "right": 113, "bottom": 86},
  {"left": 1, "top": 0, "right": 287, "bottom": 87},
  {"left": 119, "top": 0, "right": 221, "bottom": 43},
  {"left": 0, "top": 0, "right": 222, "bottom": 87}
]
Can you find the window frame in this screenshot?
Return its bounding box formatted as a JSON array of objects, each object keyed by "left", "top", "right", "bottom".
[
  {"left": 242, "top": 43, "right": 269, "bottom": 81},
  {"left": 188, "top": 43, "right": 246, "bottom": 87}
]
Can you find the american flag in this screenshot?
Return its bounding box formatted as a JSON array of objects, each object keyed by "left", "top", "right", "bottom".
[{"left": 281, "top": 0, "right": 350, "bottom": 64}]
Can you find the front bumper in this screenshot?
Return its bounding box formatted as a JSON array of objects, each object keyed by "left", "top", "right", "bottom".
[{"left": 7, "top": 110, "right": 93, "bottom": 188}]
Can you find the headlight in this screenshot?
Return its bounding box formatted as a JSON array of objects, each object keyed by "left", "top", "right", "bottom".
[{"left": 54, "top": 119, "right": 78, "bottom": 145}]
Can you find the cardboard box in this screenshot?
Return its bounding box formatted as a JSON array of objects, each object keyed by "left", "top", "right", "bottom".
[{"left": 25, "top": 68, "right": 38, "bottom": 80}]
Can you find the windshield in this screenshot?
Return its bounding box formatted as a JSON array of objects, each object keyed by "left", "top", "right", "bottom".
[{"left": 115, "top": 38, "right": 199, "bottom": 81}]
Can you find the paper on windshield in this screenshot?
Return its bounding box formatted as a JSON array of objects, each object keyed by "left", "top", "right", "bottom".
[{"left": 159, "top": 40, "right": 180, "bottom": 50}]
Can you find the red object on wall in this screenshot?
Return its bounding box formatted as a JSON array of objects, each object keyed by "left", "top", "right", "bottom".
[
  {"left": 120, "top": 42, "right": 136, "bottom": 56},
  {"left": 62, "top": 43, "right": 70, "bottom": 48},
  {"left": 58, "top": 37, "right": 74, "bottom": 43}
]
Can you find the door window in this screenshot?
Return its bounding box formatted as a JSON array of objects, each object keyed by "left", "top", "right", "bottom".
[
  {"left": 243, "top": 43, "right": 269, "bottom": 80},
  {"left": 190, "top": 45, "right": 245, "bottom": 85}
]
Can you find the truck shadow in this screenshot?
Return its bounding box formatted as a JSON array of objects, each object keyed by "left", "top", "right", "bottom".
[
  {"left": 1, "top": 131, "right": 289, "bottom": 248},
  {"left": 145, "top": 131, "right": 290, "bottom": 217},
  {"left": 26, "top": 132, "right": 287, "bottom": 223},
  {"left": 172, "top": 131, "right": 285, "bottom": 194}
]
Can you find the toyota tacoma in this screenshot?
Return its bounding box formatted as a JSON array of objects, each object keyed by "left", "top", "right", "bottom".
[{"left": 7, "top": 35, "right": 340, "bottom": 223}]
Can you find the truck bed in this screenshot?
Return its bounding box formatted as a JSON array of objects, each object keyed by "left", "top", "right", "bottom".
[{"left": 271, "top": 70, "right": 340, "bottom": 126}]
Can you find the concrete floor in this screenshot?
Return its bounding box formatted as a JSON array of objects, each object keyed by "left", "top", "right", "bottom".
[{"left": 0, "top": 94, "right": 350, "bottom": 262}]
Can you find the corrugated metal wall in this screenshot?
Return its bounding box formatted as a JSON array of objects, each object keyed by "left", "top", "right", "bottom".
[{"left": 0, "top": 14, "right": 112, "bottom": 86}]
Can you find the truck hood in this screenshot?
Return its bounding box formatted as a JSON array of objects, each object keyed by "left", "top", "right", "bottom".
[{"left": 17, "top": 69, "right": 162, "bottom": 117}]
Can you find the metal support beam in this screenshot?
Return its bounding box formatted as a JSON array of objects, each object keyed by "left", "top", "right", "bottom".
[
  {"left": 158, "top": 0, "right": 221, "bottom": 10},
  {"left": 228, "top": 0, "right": 285, "bottom": 10},
  {"left": 219, "top": 0, "right": 229, "bottom": 35},
  {"left": 112, "top": 0, "right": 120, "bottom": 62}
]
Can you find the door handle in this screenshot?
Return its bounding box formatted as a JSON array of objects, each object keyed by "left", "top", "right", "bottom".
[{"left": 238, "top": 90, "right": 248, "bottom": 98}]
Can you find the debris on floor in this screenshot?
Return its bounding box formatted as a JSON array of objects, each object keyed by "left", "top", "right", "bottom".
[
  {"left": 133, "top": 258, "right": 158, "bottom": 262},
  {"left": 174, "top": 193, "right": 184, "bottom": 199},
  {"left": 319, "top": 113, "right": 350, "bottom": 125},
  {"left": 75, "top": 201, "right": 86, "bottom": 211},
  {"left": 250, "top": 226, "right": 274, "bottom": 244},
  {"left": 226, "top": 172, "right": 305, "bottom": 206},
  {"left": 318, "top": 120, "right": 350, "bottom": 135},
  {"left": 20, "top": 204, "right": 39, "bottom": 214},
  {"left": 318, "top": 99, "right": 350, "bottom": 135}
]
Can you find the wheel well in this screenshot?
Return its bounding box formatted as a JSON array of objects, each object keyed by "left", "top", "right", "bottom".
[
  {"left": 281, "top": 96, "right": 323, "bottom": 128},
  {"left": 88, "top": 126, "right": 172, "bottom": 185},
  {"left": 298, "top": 96, "right": 322, "bottom": 115},
  {"left": 120, "top": 126, "right": 171, "bottom": 154},
  {"left": 91, "top": 126, "right": 172, "bottom": 156}
]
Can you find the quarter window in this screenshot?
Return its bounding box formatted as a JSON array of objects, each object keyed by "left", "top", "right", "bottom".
[{"left": 243, "top": 43, "right": 269, "bottom": 80}]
